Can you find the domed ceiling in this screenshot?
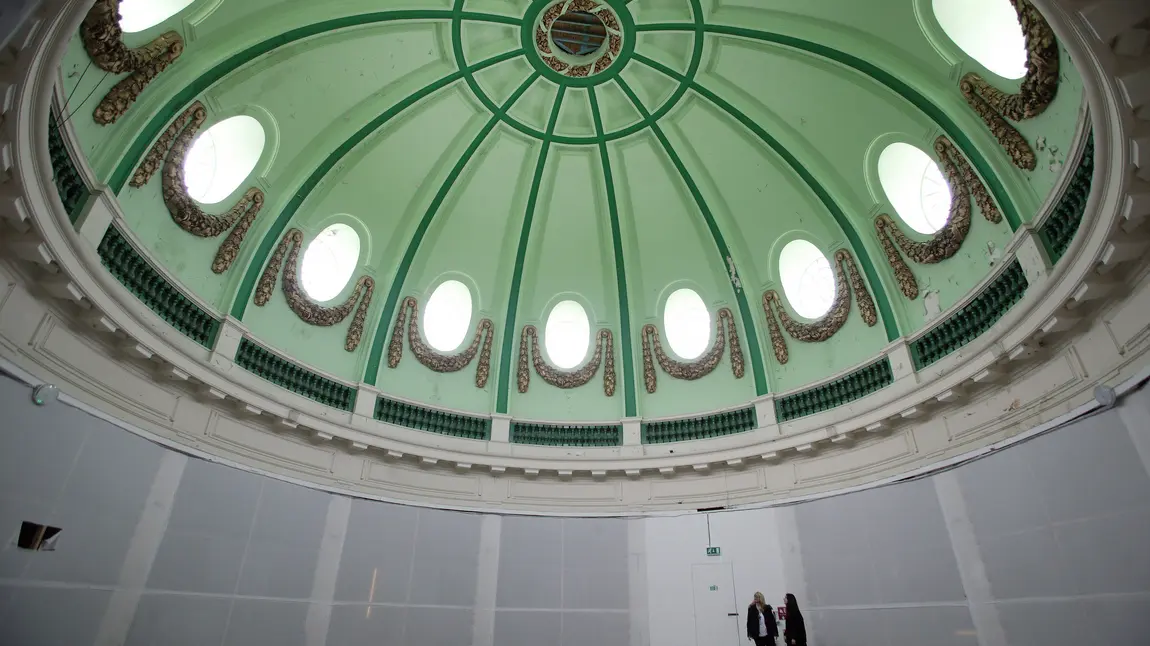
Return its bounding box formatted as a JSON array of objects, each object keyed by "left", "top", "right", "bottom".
[{"left": 56, "top": 0, "right": 1085, "bottom": 428}]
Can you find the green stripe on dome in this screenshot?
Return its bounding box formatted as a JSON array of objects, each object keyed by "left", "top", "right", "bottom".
[
  {"left": 495, "top": 86, "right": 568, "bottom": 414},
  {"left": 109, "top": 9, "right": 526, "bottom": 193},
  {"left": 634, "top": 21, "right": 1023, "bottom": 232},
  {"left": 631, "top": 53, "right": 900, "bottom": 343},
  {"left": 362, "top": 71, "right": 542, "bottom": 385},
  {"left": 615, "top": 77, "right": 769, "bottom": 396},
  {"left": 228, "top": 49, "right": 525, "bottom": 322},
  {"left": 588, "top": 86, "right": 637, "bottom": 417}
]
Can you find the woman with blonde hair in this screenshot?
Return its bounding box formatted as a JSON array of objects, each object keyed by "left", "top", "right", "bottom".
[{"left": 746, "top": 591, "right": 778, "bottom": 645}]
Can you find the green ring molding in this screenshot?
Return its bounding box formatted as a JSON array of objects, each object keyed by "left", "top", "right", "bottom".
[
  {"left": 361, "top": 72, "right": 543, "bottom": 385},
  {"left": 451, "top": 0, "right": 704, "bottom": 146},
  {"left": 588, "top": 86, "right": 637, "bottom": 417},
  {"left": 494, "top": 86, "right": 568, "bottom": 414},
  {"left": 633, "top": 22, "right": 1023, "bottom": 232},
  {"left": 517, "top": 0, "right": 637, "bottom": 88},
  {"left": 631, "top": 53, "right": 900, "bottom": 342},
  {"left": 226, "top": 49, "right": 525, "bottom": 321},
  {"left": 615, "top": 76, "right": 769, "bottom": 397}
]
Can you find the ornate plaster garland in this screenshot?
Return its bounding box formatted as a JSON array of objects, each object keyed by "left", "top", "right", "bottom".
[
  {"left": 517, "top": 326, "right": 616, "bottom": 396},
  {"left": 762, "top": 249, "right": 877, "bottom": 364},
  {"left": 130, "top": 102, "right": 264, "bottom": 274},
  {"left": 386, "top": 297, "right": 494, "bottom": 389},
  {"left": 80, "top": 0, "right": 185, "bottom": 125},
  {"left": 253, "top": 229, "right": 374, "bottom": 352},
  {"left": 875, "top": 136, "right": 1001, "bottom": 300},
  {"left": 640, "top": 308, "right": 744, "bottom": 394},
  {"left": 959, "top": 0, "right": 1059, "bottom": 171}
]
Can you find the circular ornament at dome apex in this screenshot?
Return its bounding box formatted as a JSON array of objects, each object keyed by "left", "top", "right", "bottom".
[{"left": 527, "top": 0, "right": 627, "bottom": 82}]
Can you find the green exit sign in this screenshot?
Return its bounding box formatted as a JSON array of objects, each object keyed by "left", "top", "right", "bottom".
[{"left": 706, "top": 546, "right": 721, "bottom": 556}]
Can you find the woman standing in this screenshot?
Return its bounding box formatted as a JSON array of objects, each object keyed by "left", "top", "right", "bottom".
[
  {"left": 746, "top": 592, "right": 779, "bottom": 645},
  {"left": 783, "top": 593, "right": 806, "bottom": 646}
]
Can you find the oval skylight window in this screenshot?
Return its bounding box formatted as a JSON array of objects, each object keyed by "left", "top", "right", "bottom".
[
  {"left": 779, "top": 240, "right": 836, "bottom": 319},
  {"left": 182, "top": 115, "right": 265, "bottom": 205},
  {"left": 423, "top": 280, "right": 473, "bottom": 352},
  {"left": 663, "top": 288, "right": 710, "bottom": 360},
  {"left": 545, "top": 300, "right": 591, "bottom": 369},
  {"left": 118, "top": 0, "right": 197, "bottom": 34},
  {"left": 300, "top": 224, "right": 360, "bottom": 302},
  {"left": 933, "top": 0, "right": 1028, "bottom": 79},
  {"left": 878, "top": 143, "right": 953, "bottom": 235}
]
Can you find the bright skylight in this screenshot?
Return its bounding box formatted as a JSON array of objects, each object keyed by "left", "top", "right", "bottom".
[
  {"left": 933, "top": 0, "right": 1028, "bottom": 79},
  {"left": 663, "top": 288, "right": 710, "bottom": 360},
  {"left": 545, "top": 300, "right": 591, "bottom": 369},
  {"left": 300, "top": 224, "right": 360, "bottom": 302},
  {"left": 878, "top": 143, "right": 953, "bottom": 235},
  {"left": 423, "top": 280, "right": 473, "bottom": 352},
  {"left": 117, "top": 0, "right": 196, "bottom": 33},
  {"left": 182, "top": 116, "right": 264, "bottom": 205},
  {"left": 779, "top": 240, "right": 836, "bottom": 319}
]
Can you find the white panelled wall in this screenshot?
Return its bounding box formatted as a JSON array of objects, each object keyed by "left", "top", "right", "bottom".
[{"left": 2, "top": 373, "right": 1150, "bottom": 645}]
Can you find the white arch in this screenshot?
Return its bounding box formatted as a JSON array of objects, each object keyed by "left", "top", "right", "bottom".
[
  {"left": 545, "top": 300, "right": 591, "bottom": 369},
  {"left": 878, "top": 143, "right": 953, "bottom": 235},
  {"left": 183, "top": 116, "right": 265, "bottom": 205},
  {"left": 117, "top": 0, "right": 197, "bottom": 33},
  {"left": 663, "top": 288, "right": 710, "bottom": 360},
  {"left": 423, "top": 280, "right": 473, "bottom": 352},
  {"left": 933, "top": 0, "right": 1028, "bottom": 79},
  {"left": 779, "top": 240, "right": 836, "bottom": 319}
]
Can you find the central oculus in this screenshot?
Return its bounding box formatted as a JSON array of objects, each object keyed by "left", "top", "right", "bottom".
[{"left": 533, "top": 0, "right": 624, "bottom": 78}]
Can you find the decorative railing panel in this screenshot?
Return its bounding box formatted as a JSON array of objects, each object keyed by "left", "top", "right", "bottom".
[
  {"left": 642, "top": 407, "right": 755, "bottom": 444},
  {"left": 775, "top": 358, "right": 894, "bottom": 423},
  {"left": 235, "top": 339, "right": 355, "bottom": 410},
  {"left": 511, "top": 422, "right": 622, "bottom": 447},
  {"left": 374, "top": 396, "right": 490, "bottom": 440},
  {"left": 97, "top": 225, "right": 220, "bottom": 348}
]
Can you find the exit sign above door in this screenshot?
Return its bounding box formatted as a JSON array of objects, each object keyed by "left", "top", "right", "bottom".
[{"left": 705, "top": 546, "right": 720, "bottom": 556}]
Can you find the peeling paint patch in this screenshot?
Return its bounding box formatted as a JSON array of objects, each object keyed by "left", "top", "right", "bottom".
[
  {"left": 986, "top": 241, "right": 1002, "bottom": 266},
  {"left": 923, "top": 290, "right": 942, "bottom": 322}
]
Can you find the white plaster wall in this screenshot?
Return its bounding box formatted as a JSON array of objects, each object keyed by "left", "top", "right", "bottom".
[{"left": 643, "top": 508, "right": 787, "bottom": 646}]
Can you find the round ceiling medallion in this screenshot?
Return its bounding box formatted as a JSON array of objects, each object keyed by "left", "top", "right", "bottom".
[{"left": 527, "top": 0, "right": 628, "bottom": 82}]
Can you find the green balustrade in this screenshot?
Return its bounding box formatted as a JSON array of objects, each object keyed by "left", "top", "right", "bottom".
[
  {"left": 47, "top": 111, "right": 89, "bottom": 222},
  {"left": 642, "top": 406, "right": 756, "bottom": 444},
  {"left": 775, "top": 358, "right": 894, "bottom": 422},
  {"left": 234, "top": 338, "right": 355, "bottom": 410},
  {"left": 911, "top": 260, "right": 1028, "bottom": 370},
  {"left": 1039, "top": 132, "right": 1094, "bottom": 264},
  {"left": 374, "top": 396, "right": 490, "bottom": 440},
  {"left": 97, "top": 225, "right": 220, "bottom": 348},
  {"left": 510, "top": 423, "right": 623, "bottom": 447}
]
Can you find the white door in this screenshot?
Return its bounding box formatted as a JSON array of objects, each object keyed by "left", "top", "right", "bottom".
[{"left": 691, "top": 562, "right": 741, "bottom": 646}]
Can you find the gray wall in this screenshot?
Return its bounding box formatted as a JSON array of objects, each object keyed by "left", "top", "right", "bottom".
[
  {"left": 1, "top": 371, "right": 1149, "bottom": 645},
  {"left": 792, "top": 389, "right": 1150, "bottom": 646}
]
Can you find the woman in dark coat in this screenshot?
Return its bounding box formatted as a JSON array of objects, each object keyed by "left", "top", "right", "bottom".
[
  {"left": 783, "top": 593, "right": 806, "bottom": 646},
  {"left": 746, "top": 592, "right": 779, "bottom": 645}
]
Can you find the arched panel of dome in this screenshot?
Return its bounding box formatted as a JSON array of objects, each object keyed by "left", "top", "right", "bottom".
[
  {"left": 698, "top": 37, "right": 1017, "bottom": 332},
  {"left": 659, "top": 97, "right": 889, "bottom": 392},
  {"left": 368, "top": 129, "right": 542, "bottom": 414},
  {"left": 610, "top": 132, "right": 755, "bottom": 418},
  {"left": 238, "top": 87, "right": 487, "bottom": 381},
  {"left": 507, "top": 146, "right": 624, "bottom": 422},
  {"left": 106, "top": 22, "right": 455, "bottom": 313}
]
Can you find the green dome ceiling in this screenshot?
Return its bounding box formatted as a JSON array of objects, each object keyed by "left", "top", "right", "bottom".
[{"left": 58, "top": 0, "right": 1085, "bottom": 423}]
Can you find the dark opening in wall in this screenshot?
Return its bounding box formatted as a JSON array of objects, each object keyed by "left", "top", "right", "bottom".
[
  {"left": 551, "top": 11, "right": 606, "bottom": 56},
  {"left": 17, "top": 522, "right": 61, "bottom": 551}
]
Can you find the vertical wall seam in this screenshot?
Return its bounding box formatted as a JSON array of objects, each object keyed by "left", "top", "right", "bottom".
[
  {"left": 304, "top": 495, "right": 351, "bottom": 646},
  {"left": 933, "top": 471, "right": 1009, "bottom": 646},
  {"left": 93, "top": 452, "right": 188, "bottom": 646}
]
